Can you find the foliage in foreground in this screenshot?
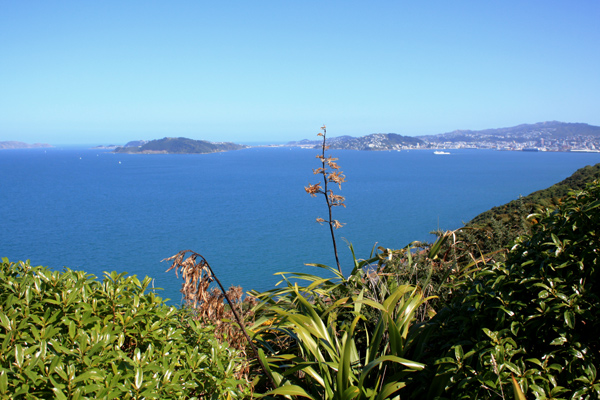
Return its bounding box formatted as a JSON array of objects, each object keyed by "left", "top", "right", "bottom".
[
  {"left": 0, "top": 261, "right": 250, "bottom": 399},
  {"left": 249, "top": 256, "right": 429, "bottom": 400},
  {"left": 246, "top": 180, "right": 600, "bottom": 399},
  {"left": 407, "top": 180, "right": 600, "bottom": 399}
]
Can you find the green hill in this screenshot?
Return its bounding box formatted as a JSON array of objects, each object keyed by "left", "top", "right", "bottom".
[
  {"left": 114, "top": 137, "right": 247, "bottom": 154},
  {"left": 461, "top": 163, "right": 600, "bottom": 254}
]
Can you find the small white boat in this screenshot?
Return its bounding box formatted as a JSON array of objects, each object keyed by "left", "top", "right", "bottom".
[{"left": 433, "top": 151, "right": 450, "bottom": 155}]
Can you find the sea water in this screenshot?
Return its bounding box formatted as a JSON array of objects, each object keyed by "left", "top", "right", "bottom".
[{"left": 1, "top": 146, "right": 599, "bottom": 304}]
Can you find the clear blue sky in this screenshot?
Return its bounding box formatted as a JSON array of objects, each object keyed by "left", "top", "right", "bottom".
[{"left": 1, "top": 1, "right": 599, "bottom": 145}]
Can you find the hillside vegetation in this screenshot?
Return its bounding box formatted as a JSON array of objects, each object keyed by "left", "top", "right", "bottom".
[
  {"left": 407, "top": 179, "right": 600, "bottom": 398},
  {"left": 461, "top": 163, "right": 600, "bottom": 255}
]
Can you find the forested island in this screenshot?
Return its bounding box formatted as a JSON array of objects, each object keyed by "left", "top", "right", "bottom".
[{"left": 113, "top": 137, "right": 247, "bottom": 154}]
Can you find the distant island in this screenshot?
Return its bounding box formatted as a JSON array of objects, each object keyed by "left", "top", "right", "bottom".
[
  {"left": 283, "top": 121, "right": 600, "bottom": 152},
  {"left": 113, "top": 137, "right": 247, "bottom": 154},
  {"left": 0, "top": 141, "right": 52, "bottom": 150},
  {"left": 286, "top": 133, "right": 423, "bottom": 151}
]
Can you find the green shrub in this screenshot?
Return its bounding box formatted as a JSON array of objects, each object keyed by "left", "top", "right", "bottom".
[
  {"left": 411, "top": 181, "right": 600, "bottom": 399},
  {"left": 0, "top": 260, "right": 250, "bottom": 399}
]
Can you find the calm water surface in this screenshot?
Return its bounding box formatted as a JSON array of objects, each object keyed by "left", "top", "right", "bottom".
[{"left": 1, "top": 147, "right": 599, "bottom": 304}]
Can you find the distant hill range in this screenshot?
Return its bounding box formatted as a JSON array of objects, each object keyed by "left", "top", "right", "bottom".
[
  {"left": 417, "top": 121, "right": 600, "bottom": 147},
  {"left": 0, "top": 141, "right": 52, "bottom": 149},
  {"left": 287, "top": 121, "right": 600, "bottom": 151},
  {"left": 113, "top": 137, "right": 247, "bottom": 154},
  {"left": 287, "top": 133, "right": 423, "bottom": 151}
]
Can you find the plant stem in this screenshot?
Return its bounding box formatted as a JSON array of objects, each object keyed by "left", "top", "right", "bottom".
[
  {"left": 173, "top": 250, "right": 277, "bottom": 390},
  {"left": 320, "top": 128, "right": 342, "bottom": 274}
]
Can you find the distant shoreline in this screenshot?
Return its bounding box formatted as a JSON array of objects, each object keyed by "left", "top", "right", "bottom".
[{"left": 0, "top": 141, "right": 53, "bottom": 150}]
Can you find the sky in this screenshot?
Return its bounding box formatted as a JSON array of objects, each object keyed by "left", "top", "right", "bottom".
[{"left": 1, "top": 1, "right": 599, "bottom": 145}]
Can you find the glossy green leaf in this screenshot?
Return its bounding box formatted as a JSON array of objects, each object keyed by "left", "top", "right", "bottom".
[
  {"left": 0, "top": 371, "right": 8, "bottom": 394},
  {"left": 260, "top": 384, "right": 316, "bottom": 399}
]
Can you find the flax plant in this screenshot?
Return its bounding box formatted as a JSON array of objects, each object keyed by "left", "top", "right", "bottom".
[
  {"left": 249, "top": 260, "right": 430, "bottom": 400},
  {"left": 305, "top": 125, "right": 346, "bottom": 274}
]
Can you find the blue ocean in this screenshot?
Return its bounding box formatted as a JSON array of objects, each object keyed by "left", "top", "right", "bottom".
[{"left": 2, "top": 147, "right": 599, "bottom": 304}]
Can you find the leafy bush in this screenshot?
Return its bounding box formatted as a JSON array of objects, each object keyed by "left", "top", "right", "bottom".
[
  {"left": 0, "top": 260, "right": 250, "bottom": 399},
  {"left": 410, "top": 181, "right": 600, "bottom": 399}
]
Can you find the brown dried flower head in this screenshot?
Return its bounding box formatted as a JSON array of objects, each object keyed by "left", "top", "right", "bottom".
[
  {"left": 327, "top": 171, "right": 346, "bottom": 189},
  {"left": 329, "top": 193, "right": 346, "bottom": 207},
  {"left": 332, "top": 220, "right": 344, "bottom": 229},
  {"left": 304, "top": 182, "right": 322, "bottom": 197}
]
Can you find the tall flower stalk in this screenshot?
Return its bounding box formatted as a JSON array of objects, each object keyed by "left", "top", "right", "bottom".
[{"left": 305, "top": 125, "right": 346, "bottom": 274}]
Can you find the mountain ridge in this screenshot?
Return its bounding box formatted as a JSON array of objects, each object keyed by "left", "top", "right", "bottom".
[
  {"left": 285, "top": 121, "right": 600, "bottom": 151},
  {"left": 417, "top": 121, "right": 600, "bottom": 149}
]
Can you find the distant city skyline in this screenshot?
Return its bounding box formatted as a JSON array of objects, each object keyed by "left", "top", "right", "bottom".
[{"left": 1, "top": 1, "right": 599, "bottom": 145}]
